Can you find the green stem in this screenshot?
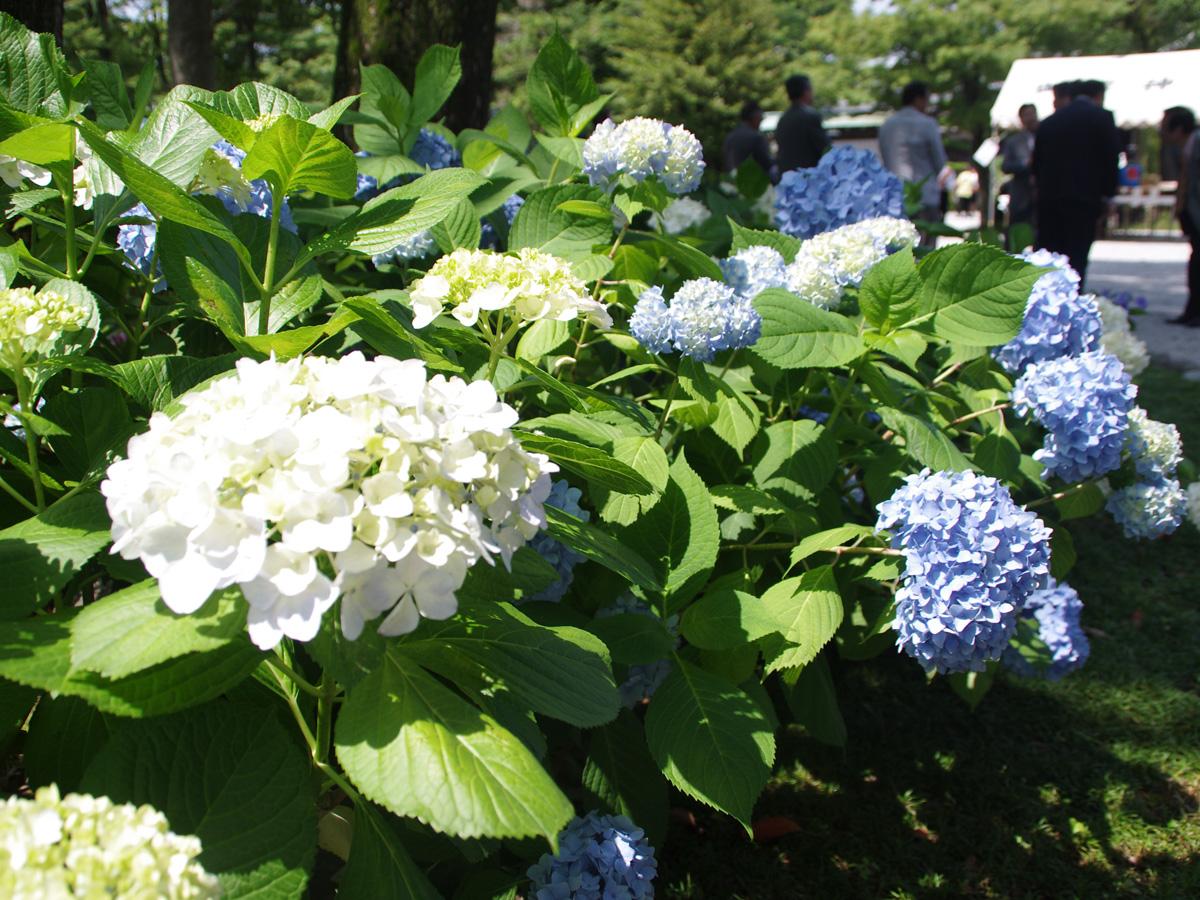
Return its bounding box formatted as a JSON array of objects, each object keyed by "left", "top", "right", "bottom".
[
  {"left": 14, "top": 371, "right": 46, "bottom": 512},
  {"left": 0, "top": 473, "right": 37, "bottom": 514},
  {"left": 654, "top": 375, "right": 679, "bottom": 441},
  {"left": 728, "top": 542, "right": 901, "bottom": 556},
  {"left": 63, "top": 132, "right": 78, "bottom": 280},
  {"left": 270, "top": 664, "right": 318, "bottom": 755},
  {"left": 265, "top": 656, "right": 321, "bottom": 697},
  {"left": 947, "top": 402, "right": 1010, "bottom": 427},
  {"left": 1027, "top": 480, "right": 1097, "bottom": 509},
  {"left": 258, "top": 188, "right": 284, "bottom": 336},
  {"left": 824, "top": 367, "right": 859, "bottom": 430},
  {"left": 547, "top": 157, "right": 561, "bottom": 185},
  {"left": 485, "top": 316, "right": 522, "bottom": 381},
  {"left": 315, "top": 672, "right": 336, "bottom": 766}
]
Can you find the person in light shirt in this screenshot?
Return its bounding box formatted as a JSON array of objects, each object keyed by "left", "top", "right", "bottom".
[{"left": 879, "top": 80, "right": 950, "bottom": 232}]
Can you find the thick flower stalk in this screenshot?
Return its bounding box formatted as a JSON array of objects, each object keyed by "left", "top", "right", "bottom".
[
  {"left": 101, "top": 353, "right": 557, "bottom": 650},
  {"left": 1011, "top": 351, "right": 1136, "bottom": 482},
  {"left": 995, "top": 251, "right": 1102, "bottom": 374},
  {"left": 0, "top": 785, "right": 220, "bottom": 898},
  {"left": 1105, "top": 478, "right": 1186, "bottom": 540},
  {"left": 408, "top": 248, "right": 611, "bottom": 332},
  {"left": 1094, "top": 294, "right": 1149, "bottom": 376},
  {"left": 630, "top": 278, "right": 761, "bottom": 362},
  {"left": 876, "top": 469, "right": 1052, "bottom": 674},
  {"left": 527, "top": 812, "right": 657, "bottom": 900},
  {"left": 779, "top": 217, "right": 918, "bottom": 309},
  {"left": 582, "top": 117, "right": 705, "bottom": 194},
  {"left": 526, "top": 479, "right": 589, "bottom": 603},
  {"left": 0, "top": 285, "right": 89, "bottom": 372},
  {"left": 1003, "top": 580, "right": 1090, "bottom": 680},
  {"left": 774, "top": 146, "right": 904, "bottom": 239}
]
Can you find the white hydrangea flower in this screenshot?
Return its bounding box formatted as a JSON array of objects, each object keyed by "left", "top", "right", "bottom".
[
  {"left": 102, "top": 353, "right": 558, "bottom": 649},
  {"left": 0, "top": 785, "right": 221, "bottom": 899},
  {"left": 780, "top": 216, "right": 917, "bottom": 309},
  {"left": 72, "top": 141, "right": 96, "bottom": 210},
  {"left": 1093, "top": 295, "right": 1149, "bottom": 376},
  {"left": 408, "top": 247, "right": 612, "bottom": 331},
  {"left": 0, "top": 286, "right": 89, "bottom": 371},
  {"left": 614, "top": 117, "right": 672, "bottom": 181},
  {"left": 1186, "top": 482, "right": 1200, "bottom": 529},
  {"left": 1126, "top": 407, "right": 1183, "bottom": 479},
  {"left": 0, "top": 154, "right": 51, "bottom": 189},
  {"left": 582, "top": 117, "right": 705, "bottom": 194},
  {"left": 655, "top": 197, "right": 710, "bottom": 234},
  {"left": 783, "top": 253, "right": 841, "bottom": 309}
]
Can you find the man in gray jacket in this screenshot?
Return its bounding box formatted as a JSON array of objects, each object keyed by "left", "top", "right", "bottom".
[{"left": 879, "top": 81, "right": 948, "bottom": 226}]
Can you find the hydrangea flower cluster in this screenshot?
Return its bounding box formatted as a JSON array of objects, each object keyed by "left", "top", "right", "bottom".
[
  {"left": 408, "top": 248, "right": 611, "bottom": 330},
  {"left": 527, "top": 480, "right": 588, "bottom": 603},
  {"left": 0, "top": 153, "right": 51, "bottom": 188},
  {"left": 597, "top": 594, "right": 678, "bottom": 708},
  {"left": 0, "top": 785, "right": 220, "bottom": 898},
  {"left": 777, "top": 217, "right": 919, "bottom": 309},
  {"left": 101, "top": 353, "right": 557, "bottom": 650},
  {"left": 116, "top": 202, "right": 160, "bottom": 282},
  {"left": 527, "top": 812, "right": 657, "bottom": 900},
  {"left": 582, "top": 117, "right": 705, "bottom": 194},
  {"left": 720, "top": 245, "right": 788, "bottom": 299},
  {"left": 0, "top": 285, "right": 88, "bottom": 371},
  {"left": 411, "top": 128, "right": 460, "bottom": 170},
  {"left": 1106, "top": 479, "right": 1186, "bottom": 540},
  {"left": 1003, "top": 580, "right": 1090, "bottom": 680},
  {"left": 774, "top": 146, "right": 904, "bottom": 239},
  {"left": 1011, "top": 351, "right": 1137, "bottom": 482},
  {"left": 1126, "top": 408, "right": 1183, "bottom": 480},
  {"left": 876, "top": 469, "right": 1052, "bottom": 674},
  {"left": 994, "top": 252, "right": 1102, "bottom": 374},
  {"left": 655, "top": 196, "right": 711, "bottom": 234},
  {"left": 630, "top": 278, "right": 761, "bottom": 362},
  {"left": 1094, "top": 295, "right": 1150, "bottom": 376}
]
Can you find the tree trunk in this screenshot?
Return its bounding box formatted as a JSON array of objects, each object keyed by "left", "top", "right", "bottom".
[
  {"left": 334, "top": 0, "right": 500, "bottom": 132},
  {"left": 0, "top": 0, "right": 64, "bottom": 44},
  {"left": 167, "top": 0, "right": 216, "bottom": 89}
]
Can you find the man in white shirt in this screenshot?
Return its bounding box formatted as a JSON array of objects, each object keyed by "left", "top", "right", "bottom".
[{"left": 879, "top": 81, "right": 949, "bottom": 229}]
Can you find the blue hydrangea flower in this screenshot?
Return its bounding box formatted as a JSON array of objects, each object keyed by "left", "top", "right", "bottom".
[
  {"left": 775, "top": 146, "right": 904, "bottom": 239},
  {"left": 203, "top": 140, "right": 296, "bottom": 233},
  {"left": 876, "top": 469, "right": 1052, "bottom": 674},
  {"left": 582, "top": 117, "right": 705, "bottom": 195},
  {"left": 597, "top": 595, "right": 679, "bottom": 708},
  {"left": 630, "top": 278, "right": 761, "bottom": 362},
  {"left": 411, "top": 128, "right": 461, "bottom": 170},
  {"left": 481, "top": 194, "right": 525, "bottom": 249},
  {"left": 370, "top": 230, "right": 438, "bottom": 266},
  {"left": 720, "top": 245, "right": 789, "bottom": 299},
  {"left": 1126, "top": 408, "right": 1183, "bottom": 481},
  {"left": 1011, "top": 351, "right": 1136, "bottom": 483},
  {"left": 1106, "top": 478, "right": 1186, "bottom": 540},
  {"left": 526, "top": 480, "right": 589, "bottom": 602},
  {"left": 527, "top": 812, "right": 657, "bottom": 900},
  {"left": 116, "top": 202, "right": 160, "bottom": 281},
  {"left": 994, "top": 251, "right": 1101, "bottom": 373},
  {"left": 1003, "top": 579, "right": 1090, "bottom": 680}
]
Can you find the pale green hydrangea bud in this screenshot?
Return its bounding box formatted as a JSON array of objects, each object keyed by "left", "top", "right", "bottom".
[
  {"left": 0, "top": 286, "right": 89, "bottom": 370},
  {"left": 0, "top": 785, "right": 221, "bottom": 898}
]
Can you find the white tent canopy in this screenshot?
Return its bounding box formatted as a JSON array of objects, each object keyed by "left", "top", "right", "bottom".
[{"left": 990, "top": 49, "right": 1200, "bottom": 130}]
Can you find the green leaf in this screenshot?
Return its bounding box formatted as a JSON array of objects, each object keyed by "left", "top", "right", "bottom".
[
  {"left": 81, "top": 702, "right": 316, "bottom": 898},
  {"left": 728, "top": 219, "right": 800, "bottom": 262},
  {"left": 872, "top": 329, "right": 928, "bottom": 370},
  {"left": 1050, "top": 526, "right": 1077, "bottom": 580},
  {"left": 349, "top": 168, "right": 488, "bottom": 256},
  {"left": 0, "top": 13, "right": 69, "bottom": 115},
  {"left": 514, "top": 433, "right": 652, "bottom": 494},
  {"left": 307, "top": 93, "right": 360, "bottom": 131},
  {"left": 23, "top": 696, "right": 110, "bottom": 791},
  {"left": 41, "top": 386, "right": 133, "bottom": 480},
  {"left": 408, "top": 44, "right": 462, "bottom": 128},
  {"left": 681, "top": 590, "right": 780, "bottom": 650},
  {"left": 242, "top": 115, "right": 357, "bottom": 199},
  {"left": 402, "top": 600, "right": 619, "bottom": 728},
  {"left": 335, "top": 651, "right": 573, "bottom": 842},
  {"left": 788, "top": 524, "right": 876, "bottom": 567},
  {"left": 708, "top": 485, "right": 786, "bottom": 515},
  {"left": 0, "top": 120, "right": 74, "bottom": 166},
  {"left": 545, "top": 506, "right": 662, "bottom": 592},
  {"left": 70, "top": 581, "right": 244, "bottom": 679},
  {"left": 711, "top": 388, "right": 761, "bottom": 454},
  {"left": 342, "top": 294, "right": 462, "bottom": 373},
  {"left": 510, "top": 184, "right": 610, "bottom": 261},
  {"left": 526, "top": 32, "right": 600, "bottom": 137},
  {"left": 0, "top": 612, "right": 261, "bottom": 718},
  {"left": 515, "top": 319, "right": 571, "bottom": 361},
  {"left": 355, "top": 64, "right": 410, "bottom": 153},
  {"left": 877, "top": 407, "right": 973, "bottom": 472},
  {"left": 947, "top": 664, "right": 997, "bottom": 710},
  {"left": 83, "top": 57, "right": 132, "bottom": 129},
  {"left": 760, "top": 566, "right": 844, "bottom": 673},
  {"left": 750, "top": 419, "right": 837, "bottom": 501},
  {"left": 617, "top": 452, "right": 718, "bottom": 606},
  {"left": 644, "top": 659, "right": 774, "bottom": 830},
  {"left": 598, "top": 435, "right": 670, "bottom": 526},
  {"left": 914, "top": 244, "right": 1043, "bottom": 346},
  {"left": 111, "top": 354, "right": 237, "bottom": 411},
  {"left": 210, "top": 80, "right": 311, "bottom": 123},
  {"left": 431, "top": 196, "right": 483, "bottom": 252},
  {"left": 0, "top": 492, "right": 111, "bottom": 619},
  {"left": 587, "top": 612, "right": 675, "bottom": 665},
  {"left": 753, "top": 288, "right": 866, "bottom": 369},
  {"left": 974, "top": 430, "right": 1021, "bottom": 480},
  {"left": 583, "top": 711, "right": 669, "bottom": 845},
  {"left": 341, "top": 803, "right": 443, "bottom": 900},
  {"left": 1055, "top": 482, "right": 1106, "bottom": 521},
  {"left": 859, "top": 246, "right": 918, "bottom": 328},
  {"left": 634, "top": 232, "right": 724, "bottom": 281},
  {"left": 781, "top": 654, "right": 846, "bottom": 747}
]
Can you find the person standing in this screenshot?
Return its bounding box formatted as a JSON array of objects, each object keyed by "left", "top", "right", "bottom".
[
  {"left": 722, "top": 101, "right": 775, "bottom": 181},
  {"left": 879, "top": 81, "right": 949, "bottom": 226},
  {"left": 1001, "top": 103, "right": 1038, "bottom": 227},
  {"left": 1032, "top": 81, "right": 1120, "bottom": 286},
  {"left": 1161, "top": 106, "right": 1199, "bottom": 326},
  {"left": 775, "top": 75, "right": 829, "bottom": 172}
]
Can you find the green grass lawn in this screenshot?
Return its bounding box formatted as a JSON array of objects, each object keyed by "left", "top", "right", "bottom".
[{"left": 661, "top": 367, "right": 1200, "bottom": 899}]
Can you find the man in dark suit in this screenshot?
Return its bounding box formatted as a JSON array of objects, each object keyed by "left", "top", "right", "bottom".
[
  {"left": 722, "top": 101, "right": 775, "bottom": 181},
  {"left": 775, "top": 75, "right": 829, "bottom": 172},
  {"left": 1032, "top": 79, "right": 1119, "bottom": 285}
]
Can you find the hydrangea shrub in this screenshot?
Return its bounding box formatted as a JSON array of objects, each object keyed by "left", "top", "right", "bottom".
[{"left": 0, "top": 16, "right": 1192, "bottom": 897}]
